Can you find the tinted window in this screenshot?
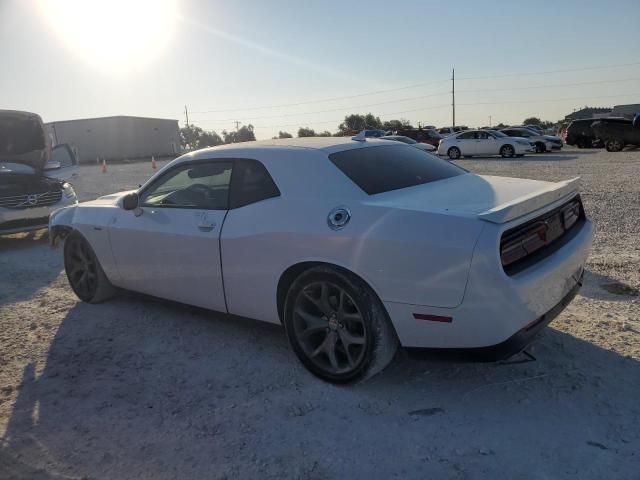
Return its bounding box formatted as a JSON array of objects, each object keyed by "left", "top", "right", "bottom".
[
  {"left": 476, "top": 131, "right": 490, "bottom": 139},
  {"left": 457, "top": 131, "right": 476, "bottom": 139},
  {"left": 229, "top": 158, "right": 280, "bottom": 208},
  {"left": 329, "top": 145, "right": 465, "bottom": 195},
  {"left": 51, "top": 145, "right": 75, "bottom": 167},
  {"left": 141, "top": 161, "right": 233, "bottom": 209}
]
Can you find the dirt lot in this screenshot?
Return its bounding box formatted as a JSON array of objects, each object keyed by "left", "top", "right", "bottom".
[{"left": 1, "top": 149, "right": 639, "bottom": 479}]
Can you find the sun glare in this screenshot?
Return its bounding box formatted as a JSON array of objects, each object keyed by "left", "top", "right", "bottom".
[{"left": 39, "top": 0, "right": 177, "bottom": 73}]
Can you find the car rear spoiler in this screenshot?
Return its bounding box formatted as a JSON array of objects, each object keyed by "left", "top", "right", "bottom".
[{"left": 478, "top": 177, "right": 581, "bottom": 224}]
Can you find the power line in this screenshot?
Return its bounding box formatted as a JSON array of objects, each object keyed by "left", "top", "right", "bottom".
[
  {"left": 186, "top": 60, "right": 640, "bottom": 115},
  {"left": 456, "top": 76, "right": 640, "bottom": 94},
  {"left": 189, "top": 79, "right": 450, "bottom": 114},
  {"left": 192, "top": 76, "right": 640, "bottom": 125},
  {"left": 194, "top": 91, "right": 451, "bottom": 124},
  {"left": 456, "top": 61, "right": 640, "bottom": 81},
  {"left": 247, "top": 92, "right": 640, "bottom": 130}
]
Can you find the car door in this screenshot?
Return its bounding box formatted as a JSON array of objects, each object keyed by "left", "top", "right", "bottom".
[
  {"left": 107, "top": 159, "right": 233, "bottom": 312},
  {"left": 44, "top": 144, "right": 80, "bottom": 182},
  {"left": 219, "top": 158, "right": 282, "bottom": 323},
  {"left": 475, "top": 131, "right": 496, "bottom": 156},
  {"left": 452, "top": 131, "right": 477, "bottom": 155}
]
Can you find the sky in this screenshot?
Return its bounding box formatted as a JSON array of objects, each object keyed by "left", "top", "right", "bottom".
[{"left": 1, "top": 0, "right": 639, "bottom": 139}]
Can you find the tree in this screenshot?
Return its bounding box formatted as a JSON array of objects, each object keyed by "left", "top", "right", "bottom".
[
  {"left": 317, "top": 130, "right": 332, "bottom": 137},
  {"left": 383, "top": 119, "right": 413, "bottom": 131},
  {"left": 338, "top": 113, "right": 383, "bottom": 133},
  {"left": 278, "top": 131, "right": 293, "bottom": 138},
  {"left": 297, "top": 127, "right": 316, "bottom": 137},
  {"left": 199, "top": 130, "right": 223, "bottom": 148},
  {"left": 523, "top": 117, "right": 542, "bottom": 126},
  {"left": 180, "top": 124, "right": 223, "bottom": 150},
  {"left": 222, "top": 124, "right": 256, "bottom": 143},
  {"left": 523, "top": 117, "right": 555, "bottom": 129}
]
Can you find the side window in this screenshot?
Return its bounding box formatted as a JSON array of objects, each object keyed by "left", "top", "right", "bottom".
[
  {"left": 229, "top": 159, "right": 280, "bottom": 209},
  {"left": 458, "top": 131, "right": 475, "bottom": 140},
  {"left": 51, "top": 145, "right": 75, "bottom": 167},
  {"left": 476, "top": 131, "right": 489, "bottom": 139},
  {"left": 140, "top": 161, "right": 233, "bottom": 210},
  {"left": 503, "top": 130, "right": 515, "bottom": 137}
]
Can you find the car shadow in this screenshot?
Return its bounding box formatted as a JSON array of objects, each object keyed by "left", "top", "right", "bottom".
[
  {"left": 0, "top": 231, "right": 64, "bottom": 304},
  {"left": 1, "top": 291, "right": 638, "bottom": 479},
  {"left": 579, "top": 270, "right": 639, "bottom": 302}
]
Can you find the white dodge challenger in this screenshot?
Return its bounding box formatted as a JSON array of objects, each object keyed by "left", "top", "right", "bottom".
[{"left": 50, "top": 137, "right": 593, "bottom": 382}]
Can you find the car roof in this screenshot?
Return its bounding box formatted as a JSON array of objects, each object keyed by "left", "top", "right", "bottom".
[{"left": 185, "top": 136, "right": 397, "bottom": 161}]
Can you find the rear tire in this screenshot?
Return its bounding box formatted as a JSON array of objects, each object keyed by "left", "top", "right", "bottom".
[
  {"left": 283, "top": 266, "right": 398, "bottom": 383},
  {"left": 64, "top": 231, "right": 116, "bottom": 303},
  {"left": 535, "top": 142, "right": 545, "bottom": 153},
  {"left": 500, "top": 144, "right": 515, "bottom": 158},
  {"left": 447, "top": 147, "right": 461, "bottom": 160},
  {"left": 605, "top": 138, "right": 624, "bottom": 152}
]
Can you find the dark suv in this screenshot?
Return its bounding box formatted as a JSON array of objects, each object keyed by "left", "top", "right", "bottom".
[
  {"left": 564, "top": 118, "right": 602, "bottom": 148},
  {"left": 591, "top": 117, "right": 640, "bottom": 152},
  {"left": 397, "top": 128, "right": 443, "bottom": 147}
]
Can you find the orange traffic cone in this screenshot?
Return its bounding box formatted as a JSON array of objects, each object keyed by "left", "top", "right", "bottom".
[
  {"left": 151, "top": 156, "right": 157, "bottom": 169},
  {"left": 101, "top": 159, "right": 107, "bottom": 173}
]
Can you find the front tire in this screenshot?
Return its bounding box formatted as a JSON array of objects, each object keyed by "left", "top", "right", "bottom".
[
  {"left": 64, "top": 231, "right": 116, "bottom": 303},
  {"left": 447, "top": 147, "right": 461, "bottom": 160},
  {"left": 500, "top": 144, "right": 515, "bottom": 158},
  {"left": 283, "top": 266, "right": 398, "bottom": 383}
]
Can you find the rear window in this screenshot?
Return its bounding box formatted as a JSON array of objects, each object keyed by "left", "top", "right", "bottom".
[{"left": 329, "top": 145, "right": 465, "bottom": 195}]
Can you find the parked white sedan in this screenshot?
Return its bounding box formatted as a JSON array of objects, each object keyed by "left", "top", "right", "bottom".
[
  {"left": 438, "top": 130, "right": 535, "bottom": 159},
  {"left": 50, "top": 137, "right": 593, "bottom": 382}
]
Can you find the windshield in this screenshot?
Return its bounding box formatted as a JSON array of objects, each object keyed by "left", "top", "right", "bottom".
[{"left": 329, "top": 145, "right": 465, "bottom": 195}]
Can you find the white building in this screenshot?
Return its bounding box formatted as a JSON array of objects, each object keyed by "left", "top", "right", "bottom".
[{"left": 45, "top": 115, "right": 181, "bottom": 164}]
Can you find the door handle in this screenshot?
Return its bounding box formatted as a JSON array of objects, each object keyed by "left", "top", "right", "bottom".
[{"left": 197, "top": 221, "right": 216, "bottom": 232}]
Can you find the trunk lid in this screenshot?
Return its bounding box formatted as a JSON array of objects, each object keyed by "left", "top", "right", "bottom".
[
  {"left": 0, "top": 110, "right": 50, "bottom": 171},
  {"left": 366, "top": 173, "right": 580, "bottom": 223}
]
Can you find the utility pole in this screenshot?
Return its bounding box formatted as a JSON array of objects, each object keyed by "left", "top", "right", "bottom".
[
  {"left": 489, "top": 115, "right": 492, "bottom": 127},
  {"left": 452, "top": 68, "right": 456, "bottom": 127},
  {"left": 234, "top": 120, "right": 241, "bottom": 131},
  {"left": 184, "top": 105, "right": 189, "bottom": 127}
]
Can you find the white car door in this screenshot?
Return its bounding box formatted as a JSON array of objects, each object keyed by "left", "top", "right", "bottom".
[
  {"left": 44, "top": 144, "right": 80, "bottom": 182},
  {"left": 451, "top": 131, "right": 477, "bottom": 155},
  {"left": 107, "top": 160, "right": 233, "bottom": 312},
  {"left": 475, "top": 131, "right": 498, "bottom": 156}
]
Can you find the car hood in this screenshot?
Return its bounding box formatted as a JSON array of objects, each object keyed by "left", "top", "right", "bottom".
[
  {"left": 366, "top": 173, "right": 579, "bottom": 223},
  {"left": 0, "top": 110, "right": 50, "bottom": 171},
  {"left": 79, "top": 190, "right": 136, "bottom": 207}
]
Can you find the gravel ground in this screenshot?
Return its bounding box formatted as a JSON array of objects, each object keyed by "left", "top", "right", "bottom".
[{"left": 0, "top": 149, "right": 639, "bottom": 479}]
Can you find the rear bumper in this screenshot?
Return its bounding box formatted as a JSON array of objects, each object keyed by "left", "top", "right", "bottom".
[
  {"left": 466, "top": 268, "right": 583, "bottom": 360},
  {"left": 385, "top": 217, "right": 593, "bottom": 349}
]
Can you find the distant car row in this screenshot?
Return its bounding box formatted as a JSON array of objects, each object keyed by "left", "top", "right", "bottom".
[{"left": 563, "top": 117, "right": 640, "bottom": 152}]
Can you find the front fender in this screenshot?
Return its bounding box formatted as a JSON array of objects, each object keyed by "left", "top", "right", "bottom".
[{"left": 49, "top": 205, "right": 77, "bottom": 247}]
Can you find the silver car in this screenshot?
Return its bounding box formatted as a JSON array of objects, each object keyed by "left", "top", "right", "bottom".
[{"left": 1, "top": 110, "right": 78, "bottom": 235}]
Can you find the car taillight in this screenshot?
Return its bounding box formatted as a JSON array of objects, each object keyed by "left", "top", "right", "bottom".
[
  {"left": 501, "top": 223, "right": 547, "bottom": 267},
  {"left": 500, "top": 198, "right": 582, "bottom": 269}
]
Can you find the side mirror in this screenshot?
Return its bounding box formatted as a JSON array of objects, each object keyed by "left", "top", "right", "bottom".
[{"left": 122, "top": 192, "right": 139, "bottom": 210}]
